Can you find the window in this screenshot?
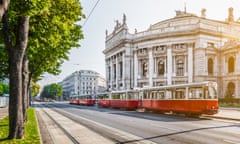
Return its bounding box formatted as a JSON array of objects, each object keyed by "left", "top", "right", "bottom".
[
  {"left": 119, "top": 61, "right": 123, "bottom": 79},
  {"left": 142, "top": 62, "right": 148, "bottom": 77},
  {"left": 114, "top": 64, "right": 116, "bottom": 80},
  {"left": 207, "top": 42, "right": 214, "bottom": 48},
  {"left": 226, "top": 82, "right": 235, "bottom": 98},
  {"left": 108, "top": 66, "right": 111, "bottom": 80},
  {"left": 208, "top": 58, "right": 213, "bottom": 75},
  {"left": 176, "top": 60, "right": 184, "bottom": 76},
  {"left": 158, "top": 60, "right": 164, "bottom": 75},
  {"left": 228, "top": 57, "right": 234, "bottom": 73}
]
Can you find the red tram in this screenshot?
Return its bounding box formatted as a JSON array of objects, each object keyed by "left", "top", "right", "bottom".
[
  {"left": 97, "top": 81, "right": 218, "bottom": 115},
  {"left": 110, "top": 90, "right": 139, "bottom": 109},
  {"left": 97, "top": 92, "right": 111, "bottom": 107},
  {"left": 69, "top": 94, "right": 96, "bottom": 106},
  {"left": 138, "top": 81, "right": 218, "bottom": 115}
]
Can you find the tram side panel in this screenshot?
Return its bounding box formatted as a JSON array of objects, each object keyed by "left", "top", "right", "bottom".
[
  {"left": 110, "top": 100, "right": 139, "bottom": 109},
  {"left": 98, "top": 100, "right": 111, "bottom": 107}
]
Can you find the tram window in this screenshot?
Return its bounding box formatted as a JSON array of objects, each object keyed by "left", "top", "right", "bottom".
[
  {"left": 165, "top": 91, "right": 172, "bottom": 99},
  {"left": 120, "top": 94, "right": 126, "bottom": 100},
  {"left": 112, "top": 94, "right": 120, "bottom": 99},
  {"left": 189, "top": 88, "right": 202, "bottom": 99},
  {"left": 128, "top": 92, "right": 137, "bottom": 100},
  {"left": 176, "top": 90, "right": 184, "bottom": 99}
]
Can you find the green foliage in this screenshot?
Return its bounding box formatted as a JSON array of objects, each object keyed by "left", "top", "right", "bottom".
[
  {"left": 0, "top": 108, "right": 40, "bottom": 143},
  {"left": 0, "top": 82, "right": 9, "bottom": 95},
  {"left": 28, "top": 0, "right": 84, "bottom": 79},
  {"left": 31, "top": 82, "right": 40, "bottom": 97},
  {"left": 40, "top": 83, "right": 62, "bottom": 100},
  {"left": 1, "top": 0, "right": 84, "bottom": 82},
  {"left": 0, "top": 44, "right": 8, "bottom": 80}
]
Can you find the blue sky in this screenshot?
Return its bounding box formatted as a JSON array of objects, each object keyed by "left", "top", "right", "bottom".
[{"left": 39, "top": 0, "right": 240, "bottom": 85}]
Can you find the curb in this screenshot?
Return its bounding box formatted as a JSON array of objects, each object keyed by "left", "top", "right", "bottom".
[
  {"left": 34, "top": 108, "right": 43, "bottom": 144},
  {"left": 204, "top": 115, "right": 240, "bottom": 121}
]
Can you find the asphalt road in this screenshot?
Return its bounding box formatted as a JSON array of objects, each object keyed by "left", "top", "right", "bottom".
[{"left": 48, "top": 102, "right": 240, "bottom": 144}]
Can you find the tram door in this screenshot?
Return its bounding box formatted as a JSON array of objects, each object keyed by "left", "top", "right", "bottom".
[{"left": 138, "top": 91, "right": 143, "bottom": 107}]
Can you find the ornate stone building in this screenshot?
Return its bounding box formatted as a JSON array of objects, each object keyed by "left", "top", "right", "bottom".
[{"left": 103, "top": 8, "right": 240, "bottom": 98}]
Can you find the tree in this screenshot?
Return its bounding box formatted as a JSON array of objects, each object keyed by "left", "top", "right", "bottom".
[
  {"left": 0, "top": 0, "right": 84, "bottom": 139},
  {"left": 0, "top": 82, "right": 9, "bottom": 95},
  {"left": 40, "top": 83, "right": 63, "bottom": 100},
  {"left": 31, "top": 82, "right": 40, "bottom": 97}
]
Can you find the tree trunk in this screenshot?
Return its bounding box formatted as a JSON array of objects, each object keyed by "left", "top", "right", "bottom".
[
  {"left": 3, "top": 12, "right": 30, "bottom": 139},
  {"left": 22, "top": 54, "right": 29, "bottom": 123},
  {"left": 0, "top": 0, "right": 9, "bottom": 20}
]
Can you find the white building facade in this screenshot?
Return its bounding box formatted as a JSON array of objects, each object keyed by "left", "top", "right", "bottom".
[
  {"left": 59, "top": 70, "right": 106, "bottom": 99},
  {"left": 103, "top": 8, "right": 240, "bottom": 98}
]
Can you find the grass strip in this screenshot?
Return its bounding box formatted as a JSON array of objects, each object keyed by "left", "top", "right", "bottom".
[{"left": 0, "top": 108, "right": 40, "bottom": 144}]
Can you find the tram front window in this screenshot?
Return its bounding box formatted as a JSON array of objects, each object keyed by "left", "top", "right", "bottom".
[{"left": 208, "top": 86, "right": 217, "bottom": 99}]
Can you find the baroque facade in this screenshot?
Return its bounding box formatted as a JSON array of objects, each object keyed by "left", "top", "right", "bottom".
[
  {"left": 103, "top": 8, "right": 240, "bottom": 98},
  {"left": 59, "top": 70, "right": 106, "bottom": 99}
]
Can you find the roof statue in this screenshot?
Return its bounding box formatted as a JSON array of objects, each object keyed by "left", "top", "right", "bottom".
[{"left": 123, "top": 13, "right": 126, "bottom": 24}]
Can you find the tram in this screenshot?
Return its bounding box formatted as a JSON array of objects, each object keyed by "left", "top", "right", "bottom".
[
  {"left": 69, "top": 94, "right": 96, "bottom": 106},
  {"left": 97, "top": 81, "right": 218, "bottom": 115},
  {"left": 110, "top": 90, "right": 139, "bottom": 109},
  {"left": 138, "top": 81, "right": 218, "bottom": 115},
  {"left": 97, "top": 92, "right": 111, "bottom": 107}
]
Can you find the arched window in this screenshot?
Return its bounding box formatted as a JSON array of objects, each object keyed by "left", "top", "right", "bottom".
[
  {"left": 176, "top": 60, "right": 184, "bottom": 76},
  {"left": 228, "top": 57, "right": 235, "bottom": 73},
  {"left": 208, "top": 58, "right": 213, "bottom": 75},
  {"left": 226, "top": 82, "right": 235, "bottom": 98},
  {"left": 158, "top": 60, "right": 164, "bottom": 75},
  {"left": 142, "top": 62, "right": 148, "bottom": 77}
]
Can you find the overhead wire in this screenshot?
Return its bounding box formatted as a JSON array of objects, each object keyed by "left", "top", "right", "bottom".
[{"left": 82, "top": 0, "right": 100, "bottom": 28}]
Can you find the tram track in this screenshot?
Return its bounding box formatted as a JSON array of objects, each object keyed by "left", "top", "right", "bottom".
[
  {"left": 36, "top": 103, "right": 80, "bottom": 144},
  {"left": 46, "top": 103, "right": 157, "bottom": 144},
  {"left": 38, "top": 102, "right": 240, "bottom": 144},
  {"left": 44, "top": 103, "right": 128, "bottom": 144}
]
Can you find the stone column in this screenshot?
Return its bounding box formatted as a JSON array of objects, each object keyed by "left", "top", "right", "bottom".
[
  {"left": 122, "top": 53, "right": 125, "bottom": 89},
  {"left": 188, "top": 46, "right": 193, "bottom": 83},
  {"left": 116, "top": 55, "right": 119, "bottom": 89},
  {"left": 134, "top": 51, "right": 138, "bottom": 87},
  {"left": 184, "top": 55, "right": 187, "bottom": 76},
  {"left": 173, "top": 55, "right": 176, "bottom": 76},
  {"left": 167, "top": 47, "right": 172, "bottom": 85},
  {"left": 105, "top": 60, "right": 109, "bottom": 88},
  {"left": 111, "top": 57, "right": 114, "bottom": 89},
  {"left": 148, "top": 48, "right": 153, "bottom": 87},
  {"left": 236, "top": 81, "right": 239, "bottom": 98},
  {"left": 164, "top": 56, "right": 167, "bottom": 77}
]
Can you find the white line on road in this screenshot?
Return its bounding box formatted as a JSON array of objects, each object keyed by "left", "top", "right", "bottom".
[
  {"left": 223, "top": 139, "right": 240, "bottom": 144},
  {"left": 150, "top": 123, "right": 179, "bottom": 131}
]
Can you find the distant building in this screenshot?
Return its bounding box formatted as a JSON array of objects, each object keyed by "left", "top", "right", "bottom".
[
  {"left": 103, "top": 8, "right": 240, "bottom": 98},
  {"left": 59, "top": 70, "right": 106, "bottom": 99}
]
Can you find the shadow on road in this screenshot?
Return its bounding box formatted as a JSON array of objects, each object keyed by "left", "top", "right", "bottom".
[{"left": 119, "top": 124, "right": 240, "bottom": 143}]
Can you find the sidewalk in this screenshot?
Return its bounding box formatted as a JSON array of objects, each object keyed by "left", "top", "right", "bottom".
[
  {"left": 0, "top": 106, "right": 8, "bottom": 120},
  {"left": 206, "top": 108, "right": 240, "bottom": 121}
]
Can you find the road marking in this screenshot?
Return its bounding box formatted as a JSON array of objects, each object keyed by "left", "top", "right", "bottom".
[
  {"left": 223, "top": 139, "right": 240, "bottom": 144},
  {"left": 150, "top": 123, "right": 179, "bottom": 131}
]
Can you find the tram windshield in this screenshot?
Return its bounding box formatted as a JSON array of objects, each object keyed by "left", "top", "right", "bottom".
[{"left": 208, "top": 86, "right": 217, "bottom": 99}]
